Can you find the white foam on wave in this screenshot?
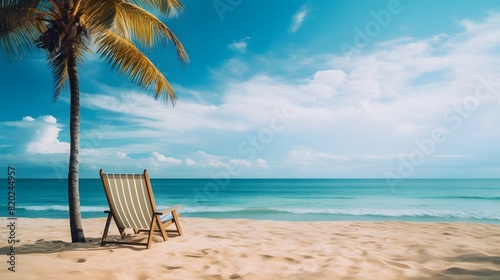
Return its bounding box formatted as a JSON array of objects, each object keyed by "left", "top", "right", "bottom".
[
  {"left": 18, "top": 205, "right": 500, "bottom": 221},
  {"left": 21, "top": 205, "right": 108, "bottom": 212},
  {"left": 22, "top": 205, "right": 244, "bottom": 214},
  {"left": 276, "top": 208, "right": 500, "bottom": 220},
  {"left": 169, "top": 206, "right": 245, "bottom": 213}
]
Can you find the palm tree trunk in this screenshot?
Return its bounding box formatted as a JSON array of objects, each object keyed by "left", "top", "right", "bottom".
[{"left": 66, "top": 42, "right": 85, "bottom": 243}]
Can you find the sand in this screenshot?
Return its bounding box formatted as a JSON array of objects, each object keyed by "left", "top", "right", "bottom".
[{"left": 1, "top": 217, "right": 500, "bottom": 280}]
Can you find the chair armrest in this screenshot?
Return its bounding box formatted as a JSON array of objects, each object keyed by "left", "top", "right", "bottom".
[{"left": 157, "top": 205, "right": 181, "bottom": 215}]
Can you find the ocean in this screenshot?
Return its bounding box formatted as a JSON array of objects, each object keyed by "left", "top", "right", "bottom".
[{"left": 3, "top": 178, "right": 500, "bottom": 223}]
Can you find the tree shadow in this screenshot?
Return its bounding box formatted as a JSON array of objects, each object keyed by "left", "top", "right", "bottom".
[
  {"left": 0, "top": 232, "right": 180, "bottom": 254},
  {"left": 428, "top": 253, "right": 500, "bottom": 280}
]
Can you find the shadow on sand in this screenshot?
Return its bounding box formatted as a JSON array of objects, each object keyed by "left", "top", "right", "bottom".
[
  {"left": 0, "top": 231, "right": 181, "bottom": 254},
  {"left": 428, "top": 253, "right": 500, "bottom": 280}
]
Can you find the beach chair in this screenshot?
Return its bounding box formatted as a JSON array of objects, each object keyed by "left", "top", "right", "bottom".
[{"left": 99, "top": 169, "right": 183, "bottom": 249}]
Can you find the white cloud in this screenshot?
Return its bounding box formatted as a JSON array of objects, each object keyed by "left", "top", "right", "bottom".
[
  {"left": 182, "top": 151, "right": 269, "bottom": 171},
  {"left": 310, "top": 70, "right": 346, "bottom": 87},
  {"left": 290, "top": 5, "right": 309, "bottom": 32},
  {"left": 228, "top": 36, "right": 250, "bottom": 53},
  {"left": 255, "top": 158, "right": 268, "bottom": 168},
  {"left": 150, "top": 152, "right": 182, "bottom": 165},
  {"left": 117, "top": 151, "right": 128, "bottom": 159},
  {"left": 433, "top": 154, "right": 468, "bottom": 158},
  {"left": 286, "top": 146, "right": 351, "bottom": 165},
  {"left": 228, "top": 158, "right": 252, "bottom": 168},
  {"left": 299, "top": 69, "right": 346, "bottom": 101},
  {"left": 41, "top": 115, "right": 57, "bottom": 123},
  {"left": 362, "top": 154, "right": 408, "bottom": 160},
  {"left": 192, "top": 151, "right": 229, "bottom": 168},
  {"left": 81, "top": 148, "right": 100, "bottom": 157},
  {"left": 53, "top": 12, "right": 500, "bottom": 177},
  {"left": 23, "top": 115, "right": 69, "bottom": 154},
  {"left": 185, "top": 158, "right": 197, "bottom": 166},
  {"left": 217, "top": 57, "right": 249, "bottom": 77}
]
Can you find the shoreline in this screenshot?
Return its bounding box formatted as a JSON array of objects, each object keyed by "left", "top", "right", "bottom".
[{"left": 1, "top": 217, "right": 500, "bottom": 279}]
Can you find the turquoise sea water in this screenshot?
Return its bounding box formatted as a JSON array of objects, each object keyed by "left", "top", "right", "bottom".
[{"left": 2, "top": 178, "right": 500, "bottom": 223}]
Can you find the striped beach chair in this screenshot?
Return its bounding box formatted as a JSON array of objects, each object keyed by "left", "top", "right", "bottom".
[{"left": 99, "top": 169, "right": 183, "bottom": 249}]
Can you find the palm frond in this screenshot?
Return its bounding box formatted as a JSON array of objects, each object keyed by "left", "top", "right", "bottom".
[
  {"left": 2, "top": 0, "right": 187, "bottom": 106},
  {"left": 96, "top": 30, "right": 177, "bottom": 104},
  {"left": 112, "top": 3, "right": 130, "bottom": 40},
  {"left": 38, "top": 2, "right": 62, "bottom": 22},
  {"left": 115, "top": 2, "right": 189, "bottom": 64},
  {"left": 49, "top": 42, "right": 90, "bottom": 101},
  {"left": 0, "top": 0, "right": 47, "bottom": 60},
  {"left": 79, "top": 0, "right": 117, "bottom": 32},
  {"left": 44, "top": 0, "right": 62, "bottom": 18},
  {"left": 48, "top": 48, "right": 67, "bottom": 100},
  {"left": 125, "top": 0, "right": 183, "bottom": 17}
]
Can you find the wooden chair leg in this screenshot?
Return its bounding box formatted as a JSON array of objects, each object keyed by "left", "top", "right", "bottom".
[
  {"left": 119, "top": 228, "right": 127, "bottom": 239},
  {"left": 146, "top": 216, "right": 158, "bottom": 249},
  {"left": 157, "top": 216, "right": 168, "bottom": 241},
  {"left": 172, "top": 210, "right": 183, "bottom": 236},
  {"left": 101, "top": 212, "right": 113, "bottom": 246}
]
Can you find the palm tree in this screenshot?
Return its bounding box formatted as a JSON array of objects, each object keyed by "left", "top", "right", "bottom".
[{"left": 0, "top": 0, "right": 189, "bottom": 242}]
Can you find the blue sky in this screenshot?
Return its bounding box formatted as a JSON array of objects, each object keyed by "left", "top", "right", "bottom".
[{"left": 2, "top": 0, "right": 500, "bottom": 178}]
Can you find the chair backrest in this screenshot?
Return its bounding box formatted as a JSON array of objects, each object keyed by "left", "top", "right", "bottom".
[{"left": 100, "top": 170, "right": 157, "bottom": 230}]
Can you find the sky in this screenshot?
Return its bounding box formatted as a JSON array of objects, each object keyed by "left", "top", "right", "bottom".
[{"left": 2, "top": 0, "right": 500, "bottom": 179}]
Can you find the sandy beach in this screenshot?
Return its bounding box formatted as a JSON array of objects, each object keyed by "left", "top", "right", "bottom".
[{"left": 1, "top": 217, "right": 500, "bottom": 279}]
